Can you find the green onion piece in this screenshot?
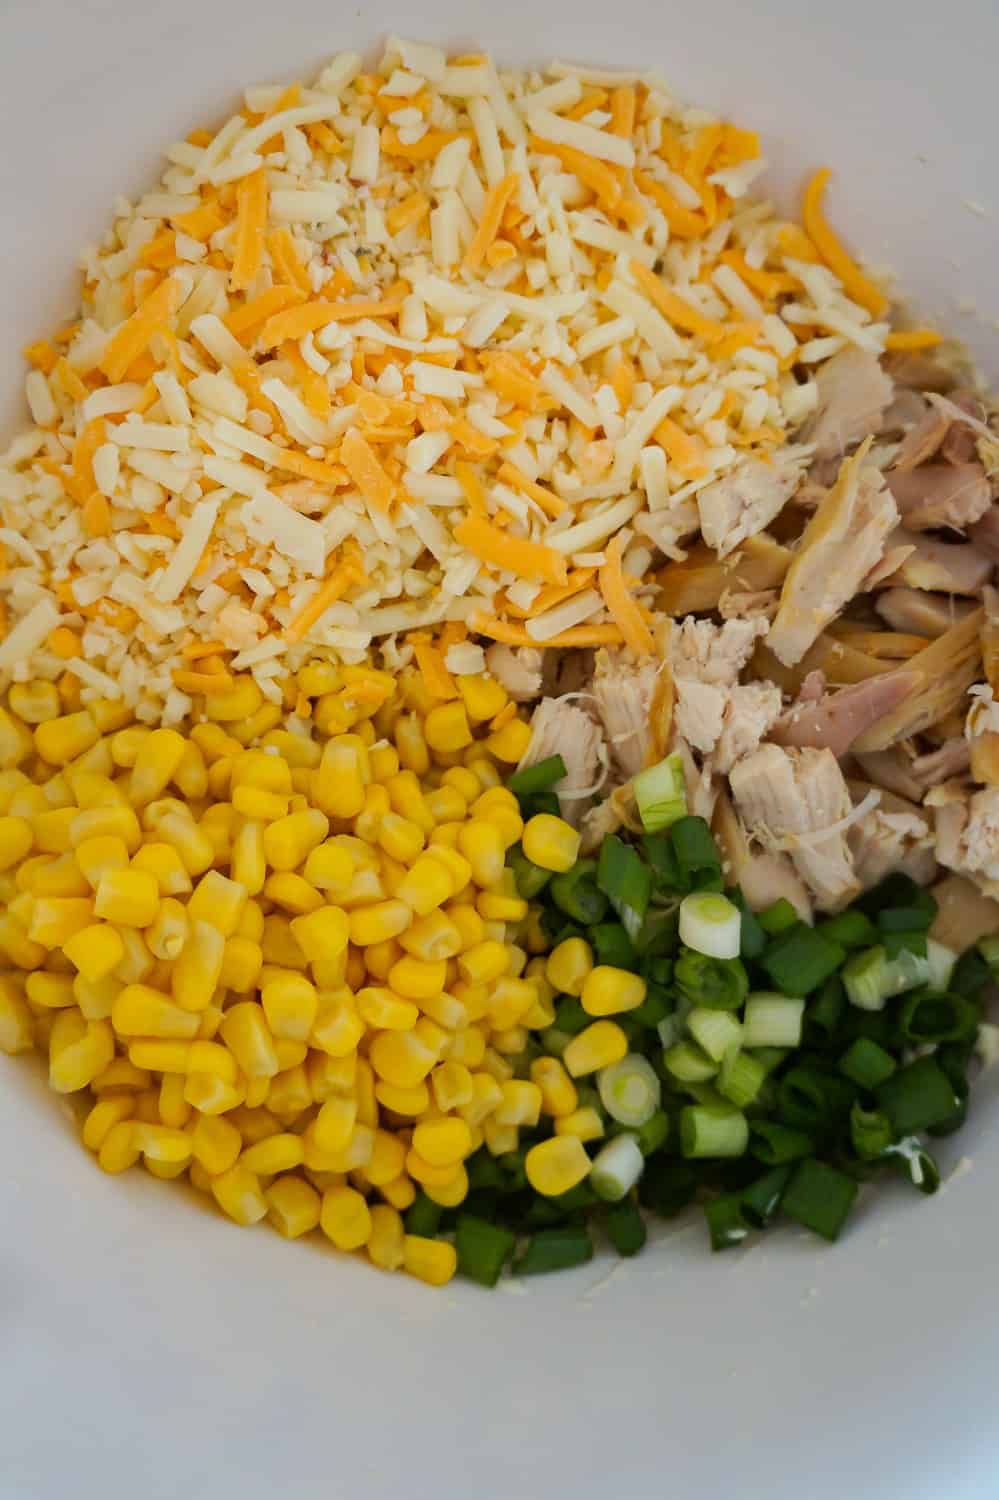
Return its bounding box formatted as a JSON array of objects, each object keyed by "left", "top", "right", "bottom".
[
  {"left": 674, "top": 951, "right": 749, "bottom": 1011},
  {"left": 497, "top": 1150, "right": 529, "bottom": 1193},
  {"left": 678, "top": 891, "right": 742, "bottom": 959},
  {"left": 513, "top": 1226, "right": 594, "bottom": 1275},
  {"left": 978, "top": 934, "right": 999, "bottom": 976},
  {"left": 634, "top": 907, "right": 679, "bottom": 957},
  {"left": 749, "top": 1120, "right": 814, "bottom": 1165},
  {"left": 740, "top": 1164, "right": 793, "bottom": 1228},
  {"left": 634, "top": 1108, "right": 670, "bottom": 1156},
  {"left": 680, "top": 1081, "right": 730, "bottom": 1110},
  {"left": 680, "top": 1105, "right": 749, "bottom": 1159},
  {"left": 466, "top": 1151, "right": 507, "bottom": 1192},
  {"left": 718, "top": 1047, "right": 767, "bottom": 1109},
  {"left": 845, "top": 944, "right": 931, "bottom": 1010},
  {"left": 454, "top": 1214, "right": 516, "bottom": 1287},
  {"left": 877, "top": 905, "right": 934, "bottom": 934},
  {"left": 838, "top": 1036, "right": 897, "bottom": 1089},
  {"left": 860, "top": 872, "right": 937, "bottom": 924},
  {"left": 897, "top": 988, "right": 980, "bottom": 1045},
  {"left": 524, "top": 790, "right": 562, "bottom": 819},
  {"left": 883, "top": 930, "right": 928, "bottom": 961},
  {"left": 670, "top": 816, "right": 722, "bottom": 887},
  {"left": 589, "top": 1134, "right": 645, "bottom": 1202},
  {"left": 742, "top": 992, "right": 805, "bottom": 1048},
  {"left": 507, "top": 755, "right": 567, "bottom": 802},
  {"left": 950, "top": 947, "right": 992, "bottom": 997},
  {"left": 762, "top": 923, "right": 846, "bottom": 996},
  {"left": 687, "top": 1006, "right": 743, "bottom": 1064},
  {"left": 929, "top": 1042, "right": 974, "bottom": 1138},
  {"left": 778, "top": 1066, "right": 854, "bottom": 1135},
  {"left": 550, "top": 858, "right": 608, "bottom": 925},
  {"left": 759, "top": 897, "right": 799, "bottom": 936},
  {"left": 597, "top": 834, "right": 652, "bottom": 937},
  {"left": 642, "top": 832, "right": 683, "bottom": 891},
  {"left": 704, "top": 1194, "right": 749, "bottom": 1251},
  {"left": 876, "top": 1056, "right": 959, "bottom": 1134},
  {"left": 591, "top": 922, "right": 636, "bottom": 969},
  {"left": 597, "top": 1054, "right": 662, "bottom": 1127},
  {"left": 752, "top": 1046, "right": 789, "bottom": 1077},
  {"left": 883, "top": 1137, "right": 941, "bottom": 1195},
  {"left": 850, "top": 1102, "right": 895, "bottom": 1160},
  {"left": 817, "top": 909, "right": 879, "bottom": 949},
  {"left": 604, "top": 1198, "right": 647, "bottom": 1256},
  {"left": 926, "top": 939, "right": 958, "bottom": 993},
  {"left": 639, "top": 1158, "right": 699, "bottom": 1217},
  {"left": 663, "top": 1039, "right": 717, "bottom": 1083},
  {"left": 781, "top": 1158, "right": 858, "bottom": 1241},
  {"left": 554, "top": 995, "right": 590, "bottom": 1036},
  {"left": 538, "top": 1026, "right": 571, "bottom": 1057},
  {"left": 634, "top": 751, "right": 687, "bottom": 833},
  {"left": 629, "top": 984, "right": 672, "bottom": 1030},
  {"left": 507, "top": 843, "right": 552, "bottom": 899},
  {"left": 727, "top": 888, "right": 766, "bottom": 960},
  {"left": 404, "top": 1192, "right": 443, "bottom": 1237},
  {"left": 804, "top": 977, "right": 845, "bottom": 1045}
]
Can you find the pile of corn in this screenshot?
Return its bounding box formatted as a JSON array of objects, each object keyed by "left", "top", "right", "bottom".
[{"left": 0, "top": 660, "right": 594, "bottom": 1286}]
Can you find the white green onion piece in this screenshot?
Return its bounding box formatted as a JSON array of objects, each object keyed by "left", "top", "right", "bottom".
[
  {"left": 597, "top": 1053, "right": 661, "bottom": 1127},
  {"left": 663, "top": 1040, "right": 718, "bottom": 1083},
  {"left": 926, "top": 939, "right": 957, "bottom": 993},
  {"left": 634, "top": 752, "right": 687, "bottom": 834},
  {"left": 742, "top": 993, "right": 805, "bottom": 1049},
  {"left": 678, "top": 891, "right": 741, "bottom": 960},
  {"left": 589, "top": 1134, "right": 645, "bottom": 1202},
  {"left": 843, "top": 944, "right": 931, "bottom": 1010},
  {"left": 687, "top": 1006, "right": 743, "bottom": 1064}
]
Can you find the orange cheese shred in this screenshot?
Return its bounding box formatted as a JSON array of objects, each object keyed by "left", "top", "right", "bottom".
[
  {"left": 172, "top": 198, "right": 227, "bottom": 242},
  {"left": 884, "top": 328, "right": 943, "bottom": 351},
  {"left": 411, "top": 638, "right": 458, "bottom": 700},
  {"left": 259, "top": 296, "right": 404, "bottom": 348},
  {"left": 225, "top": 284, "right": 305, "bottom": 342},
  {"left": 454, "top": 461, "right": 488, "bottom": 517},
  {"left": 529, "top": 136, "right": 622, "bottom": 212},
  {"left": 100, "top": 276, "right": 182, "bottom": 383},
  {"left": 496, "top": 460, "right": 566, "bottom": 520},
  {"left": 229, "top": 167, "right": 269, "bottom": 291},
  {"left": 283, "top": 558, "right": 363, "bottom": 645},
  {"left": 802, "top": 169, "right": 889, "bottom": 318},
  {"left": 267, "top": 228, "right": 312, "bottom": 294},
  {"left": 630, "top": 260, "right": 726, "bottom": 342},
  {"left": 655, "top": 417, "right": 709, "bottom": 478},
  {"left": 599, "top": 535, "right": 654, "bottom": 656},
  {"left": 68, "top": 417, "right": 107, "bottom": 505},
  {"left": 381, "top": 126, "right": 464, "bottom": 161},
  {"left": 282, "top": 341, "right": 331, "bottom": 419},
  {"left": 463, "top": 172, "right": 520, "bottom": 273},
  {"left": 340, "top": 430, "right": 395, "bottom": 511},
  {"left": 470, "top": 614, "right": 624, "bottom": 648},
  {"left": 608, "top": 86, "right": 637, "bottom": 139},
  {"left": 453, "top": 516, "right": 568, "bottom": 587}
]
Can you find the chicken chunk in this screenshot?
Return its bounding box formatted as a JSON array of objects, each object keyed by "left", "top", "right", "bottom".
[
  {"left": 883, "top": 530, "right": 993, "bottom": 595},
  {"left": 729, "top": 743, "right": 860, "bottom": 911},
  {"left": 910, "top": 738, "right": 971, "bottom": 789},
  {"left": 890, "top": 400, "right": 951, "bottom": 471},
  {"left": 799, "top": 347, "right": 894, "bottom": 463},
  {"left": 929, "top": 873, "right": 999, "bottom": 952},
  {"left": 875, "top": 587, "right": 978, "bottom": 637},
  {"left": 968, "top": 506, "right": 999, "bottom": 562},
  {"left": 590, "top": 650, "right": 666, "bottom": 780},
  {"left": 769, "top": 672, "right": 919, "bottom": 757},
  {"left": 714, "top": 683, "right": 783, "bottom": 775},
  {"left": 672, "top": 616, "right": 767, "bottom": 686},
  {"left": 518, "top": 698, "right": 604, "bottom": 827},
  {"left": 925, "top": 784, "right": 999, "bottom": 901},
  {"left": 485, "top": 644, "right": 543, "bottom": 702},
  {"left": 852, "top": 746, "right": 925, "bottom": 803},
  {"left": 768, "top": 444, "right": 898, "bottom": 666},
  {"left": 846, "top": 781, "right": 937, "bottom": 891},
  {"left": 885, "top": 463, "right": 991, "bottom": 531},
  {"left": 696, "top": 456, "right": 803, "bottom": 559},
  {"left": 712, "top": 789, "right": 813, "bottom": 921}
]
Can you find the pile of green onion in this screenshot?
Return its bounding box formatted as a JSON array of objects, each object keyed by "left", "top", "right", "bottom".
[{"left": 410, "top": 754, "right": 993, "bottom": 1287}]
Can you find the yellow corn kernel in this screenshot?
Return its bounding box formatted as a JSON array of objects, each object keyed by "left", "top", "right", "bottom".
[
  {"left": 525, "top": 1134, "right": 591, "bottom": 1197},
  {"left": 411, "top": 1115, "right": 473, "bottom": 1168},
  {"left": 245, "top": 703, "right": 283, "bottom": 740},
  {"left": 405, "top": 1148, "right": 459, "bottom": 1188},
  {"left": 113, "top": 925, "right": 154, "bottom": 984},
  {"left": 188, "top": 869, "right": 248, "bottom": 936},
  {"left": 92, "top": 868, "right": 158, "bottom": 928},
  {"left": 581, "top": 964, "right": 647, "bottom": 1017},
  {"left": 488, "top": 977, "right": 537, "bottom": 1031},
  {"left": 531, "top": 1057, "right": 578, "bottom": 1118},
  {"left": 289, "top": 905, "right": 350, "bottom": 964},
  {"left": 369, "top": 1028, "right": 437, "bottom": 1088},
  {"left": 386, "top": 955, "right": 445, "bottom": 1002},
  {"left": 187, "top": 723, "right": 238, "bottom": 762},
  {"left": 92, "top": 1056, "right": 149, "bottom": 1092},
  {"left": 457, "top": 1071, "right": 502, "bottom": 1127},
  {"left": 71, "top": 805, "right": 142, "bottom": 854},
  {"left": 311, "top": 1094, "right": 356, "bottom": 1155},
  {"left": 546, "top": 936, "right": 594, "bottom": 997},
  {"left": 320, "top": 1183, "right": 372, "bottom": 1251},
  {"left": 211, "top": 1162, "right": 268, "bottom": 1225},
  {"left": 260, "top": 916, "right": 306, "bottom": 971},
  {"left": 188, "top": 1113, "right": 242, "bottom": 1175},
  {"left": 265, "top": 1175, "right": 321, "bottom": 1239},
  {"left": 385, "top": 770, "right": 434, "bottom": 832},
  {"left": 522, "top": 812, "right": 581, "bottom": 873},
  {"left": 459, "top": 673, "right": 508, "bottom": 722},
  {"left": 427, "top": 822, "right": 459, "bottom": 851},
  {"left": 398, "top": 910, "right": 462, "bottom": 963},
  {"left": 173, "top": 741, "right": 207, "bottom": 800},
  {"left": 494, "top": 1078, "right": 543, "bottom": 1128},
  {"left": 261, "top": 971, "right": 318, "bottom": 1041},
  {"left": 354, "top": 1055, "right": 377, "bottom": 1126},
  {"left": 394, "top": 854, "right": 452, "bottom": 917},
  {"left": 423, "top": 992, "right": 470, "bottom": 1033},
  {"left": 297, "top": 660, "right": 341, "bottom": 698},
  {"left": 365, "top": 1203, "right": 405, "bottom": 1270},
  {"left": 203, "top": 677, "right": 264, "bottom": 724},
  {"left": 25, "top": 852, "right": 89, "bottom": 898},
  {"left": 153, "top": 813, "right": 214, "bottom": 879},
  {"left": 109, "top": 727, "right": 149, "bottom": 768},
  {"left": 9, "top": 681, "right": 60, "bottom": 725},
  {"left": 237, "top": 899, "right": 264, "bottom": 943},
  {"left": 423, "top": 786, "right": 465, "bottom": 826},
  {"left": 184, "top": 1072, "right": 244, "bottom": 1115},
  {"left": 227, "top": 820, "right": 264, "bottom": 896},
  {"left": 196, "top": 1004, "right": 223, "bottom": 1040},
  {"left": 262, "top": 809, "right": 327, "bottom": 873},
  {"left": 185, "top": 1039, "right": 238, "bottom": 1084},
  {"left": 220, "top": 935, "right": 263, "bottom": 993},
  {"left": 444, "top": 903, "right": 483, "bottom": 951},
  {"left": 480, "top": 1046, "right": 515, "bottom": 1083},
  {"left": 424, "top": 701, "right": 473, "bottom": 754},
  {"left": 232, "top": 784, "right": 289, "bottom": 821},
  {"left": 146, "top": 898, "right": 189, "bottom": 961},
  {"left": 82, "top": 1094, "right": 135, "bottom": 1151},
  {"left": 375, "top": 813, "right": 423, "bottom": 866},
  {"left": 484, "top": 716, "right": 532, "bottom": 763},
  {"left": 311, "top": 991, "right": 364, "bottom": 1058},
  {"left": 379, "top": 1174, "right": 416, "bottom": 1212},
  {"left": 308, "top": 1049, "right": 356, "bottom": 1102},
  {"left": 394, "top": 713, "right": 430, "bottom": 776},
  {"left": 159, "top": 1071, "right": 192, "bottom": 1129},
  {"left": 29, "top": 896, "right": 93, "bottom": 948},
  {"left": 525, "top": 989, "right": 557, "bottom": 1030},
  {"left": 98, "top": 1121, "right": 140, "bottom": 1174},
  {"left": 30, "top": 808, "right": 74, "bottom": 857},
  {"left": 563, "top": 1019, "right": 629, "bottom": 1077},
  {"left": 63, "top": 922, "right": 125, "bottom": 983},
  {"left": 506, "top": 944, "right": 528, "bottom": 978},
  {"left": 49, "top": 1013, "right": 115, "bottom": 1093},
  {"left": 25, "top": 971, "right": 75, "bottom": 1009},
  {"left": 555, "top": 1105, "right": 606, "bottom": 1143},
  {"left": 35, "top": 711, "right": 99, "bottom": 766},
  {"left": 346, "top": 899, "right": 410, "bottom": 949},
  {"left": 170, "top": 919, "right": 225, "bottom": 1012},
  {"left": 457, "top": 939, "right": 508, "bottom": 985},
  {"left": 125, "top": 1037, "right": 190, "bottom": 1074},
  {"left": 112, "top": 983, "right": 200, "bottom": 1039},
  {"left": 403, "top": 1234, "right": 457, "bottom": 1286},
  {"left": 457, "top": 820, "right": 505, "bottom": 889},
  {"left": 362, "top": 1128, "right": 407, "bottom": 1187},
  {"left": 431, "top": 1061, "right": 475, "bottom": 1112},
  {"left": 373, "top": 1079, "right": 428, "bottom": 1117},
  {"left": 84, "top": 698, "right": 129, "bottom": 735},
  {"left": 314, "top": 740, "right": 366, "bottom": 820},
  {"left": 272, "top": 1040, "right": 309, "bottom": 1077},
  {"left": 364, "top": 937, "right": 402, "bottom": 982},
  {"left": 302, "top": 839, "right": 354, "bottom": 895},
  {"left": 66, "top": 769, "right": 124, "bottom": 809},
  {"left": 128, "top": 727, "right": 186, "bottom": 805},
  {"left": 207, "top": 758, "right": 233, "bottom": 800},
  {"left": 477, "top": 888, "right": 529, "bottom": 924},
  {"left": 0, "top": 818, "right": 33, "bottom": 874},
  {"left": 240, "top": 1133, "right": 305, "bottom": 1175},
  {"left": 130, "top": 842, "right": 192, "bottom": 896},
  {"left": 220, "top": 1001, "right": 279, "bottom": 1078},
  {"left": 422, "top": 1162, "right": 469, "bottom": 1208},
  {"left": 0, "top": 976, "right": 33, "bottom": 1054},
  {"left": 367, "top": 741, "right": 398, "bottom": 784}
]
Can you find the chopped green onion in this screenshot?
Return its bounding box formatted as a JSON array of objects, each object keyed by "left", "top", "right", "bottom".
[
  {"left": 639, "top": 1158, "right": 699, "bottom": 1218},
  {"left": 678, "top": 891, "right": 742, "bottom": 959},
  {"left": 838, "top": 1036, "right": 897, "bottom": 1089},
  {"left": 524, "top": 790, "right": 562, "bottom": 819},
  {"left": 759, "top": 897, "right": 800, "bottom": 936},
  {"left": 507, "top": 755, "right": 567, "bottom": 802},
  {"left": 634, "top": 906, "right": 679, "bottom": 957},
  {"left": 740, "top": 1164, "right": 793, "bottom": 1228},
  {"left": 742, "top": 993, "right": 805, "bottom": 1049},
  {"left": 634, "top": 1109, "right": 670, "bottom": 1156},
  {"left": 597, "top": 1054, "right": 661, "bottom": 1127},
  {"left": 978, "top": 934, "right": 999, "bottom": 977},
  {"left": 538, "top": 1026, "right": 572, "bottom": 1057},
  {"left": 950, "top": 947, "right": 991, "bottom": 997},
  {"left": 642, "top": 832, "right": 683, "bottom": 890},
  {"left": 634, "top": 752, "right": 687, "bottom": 833},
  {"left": 704, "top": 1194, "right": 749, "bottom": 1251},
  {"left": 781, "top": 1158, "right": 858, "bottom": 1241},
  {"left": 674, "top": 951, "right": 749, "bottom": 1011},
  {"left": 513, "top": 1226, "right": 594, "bottom": 1275},
  {"left": 550, "top": 859, "right": 608, "bottom": 925},
  {"left": 762, "top": 923, "right": 846, "bottom": 996},
  {"left": 883, "top": 1137, "right": 940, "bottom": 1195},
  {"left": 663, "top": 1040, "right": 717, "bottom": 1083},
  {"left": 842, "top": 946, "right": 891, "bottom": 1011},
  {"left": 749, "top": 1120, "right": 814, "bottom": 1165},
  {"left": 604, "top": 1198, "right": 648, "bottom": 1256},
  {"left": 859, "top": 872, "right": 937, "bottom": 925},
  {"left": 926, "top": 939, "right": 958, "bottom": 993},
  {"left": 670, "top": 816, "right": 722, "bottom": 888},
  {"left": 553, "top": 995, "right": 590, "bottom": 1035},
  {"left": 629, "top": 984, "right": 672, "bottom": 1030},
  {"left": 591, "top": 922, "right": 636, "bottom": 969},
  {"left": 778, "top": 1066, "right": 854, "bottom": 1135},
  {"left": 883, "top": 930, "right": 927, "bottom": 961},
  {"left": 727, "top": 888, "right": 767, "bottom": 959},
  {"left": 687, "top": 1006, "right": 743, "bottom": 1064},
  {"left": 930, "top": 1042, "right": 974, "bottom": 1138},
  {"left": 897, "top": 988, "right": 979, "bottom": 1045},
  {"left": 803, "top": 977, "right": 845, "bottom": 1045},
  {"left": 507, "top": 843, "right": 552, "bottom": 899},
  {"left": 817, "top": 909, "right": 879, "bottom": 949},
  {"left": 877, "top": 905, "right": 934, "bottom": 934},
  {"left": 680, "top": 1105, "right": 749, "bottom": 1159},
  {"left": 850, "top": 1102, "right": 894, "bottom": 1160},
  {"left": 876, "top": 1056, "right": 959, "bottom": 1134},
  {"left": 454, "top": 1215, "right": 516, "bottom": 1287},
  {"left": 590, "top": 1134, "right": 645, "bottom": 1201},
  {"left": 404, "top": 1192, "right": 443, "bottom": 1237},
  {"left": 718, "top": 1047, "right": 767, "bottom": 1109},
  {"left": 597, "top": 834, "right": 652, "bottom": 937},
  {"left": 466, "top": 1152, "right": 507, "bottom": 1192}
]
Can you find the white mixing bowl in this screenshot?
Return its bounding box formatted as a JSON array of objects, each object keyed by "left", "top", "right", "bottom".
[{"left": 0, "top": 4, "right": 995, "bottom": 1498}]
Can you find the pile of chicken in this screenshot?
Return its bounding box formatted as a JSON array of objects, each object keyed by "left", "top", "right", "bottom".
[{"left": 497, "top": 344, "right": 999, "bottom": 948}]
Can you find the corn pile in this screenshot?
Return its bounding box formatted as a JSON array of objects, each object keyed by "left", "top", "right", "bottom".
[{"left": 0, "top": 660, "right": 593, "bottom": 1287}]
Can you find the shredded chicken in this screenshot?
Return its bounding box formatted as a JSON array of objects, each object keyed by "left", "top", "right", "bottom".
[
  {"left": 485, "top": 644, "right": 543, "bottom": 702},
  {"left": 518, "top": 698, "right": 604, "bottom": 827},
  {"left": 712, "top": 788, "right": 813, "bottom": 921},
  {"left": 800, "top": 347, "right": 894, "bottom": 463},
  {"left": 875, "top": 587, "right": 977, "bottom": 637},
  {"left": 729, "top": 743, "right": 860, "bottom": 911},
  {"left": 926, "top": 782, "right": 999, "bottom": 900},
  {"left": 890, "top": 399, "right": 950, "bottom": 469},
  {"left": 770, "top": 672, "right": 919, "bottom": 757},
  {"left": 929, "top": 873, "right": 999, "bottom": 951},
  {"left": 657, "top": 534, "right": 791, "bottom": 614},
  {"left": 885, "top": 463, "right": 991, "bottom": 531},
  {"left": 590, "top": 649, "right": 665, "bottom": 780},
  {"left": 714, "top": 683, "right": 783, "bottom": 775},
  {"left": 852, "top": 608, "right": 983, "bottom": 753},
  {"left": 672, "top": 616, "right": 767, "bottom": 685},
  {"left": 696, "top": 455, "right": 803, "bottom": 559},
  {"left": 853, "top": 747, "right": 925, "bottom": 803},
  {"left": 768, "top": 444, "right": 898, "bottom": 666},
  {"left": 911, "top": 737, "right": 971, "bottom": 788},
  {"left": 846, "top": 780, "right": 937, "bottom": 890},
  {"left": 885, "top": 530, "right": 993, "bottom": 595}
]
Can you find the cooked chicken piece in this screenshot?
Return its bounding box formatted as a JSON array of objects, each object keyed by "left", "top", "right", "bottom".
[
  {"left": 674, "top": 679, "right": 725, "bottom": 755},
  {"left": 696, "top": 456, "right": 803, "bottom": 559},
  {"left": 925, "top": 783, "right": 999, "bottom": 901},
  {"left": 964, "top": 685, "right": 999, "bottom": 786},
  {"left": 714, "top": 683, "right": 783, "bottom": 775},
  {"left": 891, "top": 401, "right": 951, "bottom": 471},
  {"left": 941, "top": 392, "right": 987, "bottom": 465},
  {"left": 886, "top": 463, "right": 992, "bottom": 531},
  {"left": 851, "top": 608, "right": 983, "bottom": 753},
  {"left": 717, "top": 588, "right": 781, "bottom": 621},
  {"left": 882, "top": 351, "right": 958, "bottom": 393},
  {"left": 519, "top": 698, "right": 604, "bottom": 827},
  {"left": 875, "top": 587, "right": 977, "bottom": 637},
  {"left": 751, "top": 635, "right": 888, "bottom": 700},
  {"left": 657, "top": 534, "right": 791, "bottom": 615},
  {"left": 884, "top": 530, "right": 993, "bottom": 595},
  {"left": 590, "top": 650, "right": 668, "bottom": 781},
  {"left": 769, "top": 672, "right": 919, "bottom": 757},
  {"left": 768, "top": 444, "right": 898, "bottom": 667},
  {"left": 579, "top": 782, "right": 640, "bottom": 856},
  {"left": 729, "top": 744, "right": 860, "bottom": 911},
  {"left": 864, "top": 542, "right": 916, "bottom": 589},
  {"left": 542, "top": 647, "right": 595, "bottom": 698},
  {"left": 880, "top": 390, "right": 932, "bottom": 441},
  {"left": 929, "top": 873, "right": 999, "bottom": 951},
  {"left": 672, "top": 616, "right": 767, "bottom": 686},
  {"left": 968, "top": 507, "right": 999, "bottom": 561},
  {"left": 672, "top": 735, "right": 718, "bottom": 822},
  {"left": 712, "top": 790, "right": 813, "bottom": 922},
  {"left": 853, "top": 746, "right": 925, "bottom": 803},
  {"left": 799, "top": 347, "right": 894, "bottom": 463},
  {"left": 634, "top": 497, "right": 700, "bottom": 556},
  {"left": 485, "top": 643, "right": 543, "bottom": 701},
  {"left": 846, "top": 780, "right": 937, "bottom": 890},
  {"left": 910, "top": 737, "right": 971, "bottom": 788}
]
